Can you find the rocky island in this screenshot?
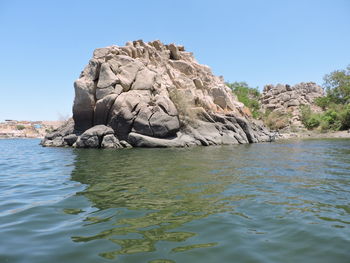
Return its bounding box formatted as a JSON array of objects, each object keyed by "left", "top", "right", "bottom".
[{"left": 42, "top": 40, "right": 272, "bottom": 148}]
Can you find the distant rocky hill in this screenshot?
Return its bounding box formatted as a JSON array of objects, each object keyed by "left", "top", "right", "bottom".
[
  {"left": 42, "top": 40, "right": 272, "bottom": 148},
  {"left": 260, "top": 82, "right": 324, "bottom": 130}
]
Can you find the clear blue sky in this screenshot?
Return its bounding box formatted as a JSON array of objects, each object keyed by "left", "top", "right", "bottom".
[{"left": 0, "top": 0, "right": 349, "bottom": 121}]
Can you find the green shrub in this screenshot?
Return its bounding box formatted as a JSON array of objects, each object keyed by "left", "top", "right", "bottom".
[
  {"left": 300, "top": 105, "right": 311, "bottom": 122},
  {"left": 314, "top": 96, "right": 330, "bottom": 110},
  {"left": 320, "top": 119, "right": 330, "bottom": 132},
  {"left": 300, "top": 105, "right": 322, "bottom": 130},
  {"left": 226, "top": 82, "right": 261, "bottom": 119},
  {"left": 306, "top": 115, "right": 321, "bottom": 129},
  {"left": 300, "top": 104, "right": 350, "bottom": 131},
  {"left": 321, "top": 109, "right": 342, "bottom": 130},
  {"left": 16, "top": 125, "right": 25, "bottom": 130},
  {"left": 339, "top": 104, "right": 350, "bottom": 129}
]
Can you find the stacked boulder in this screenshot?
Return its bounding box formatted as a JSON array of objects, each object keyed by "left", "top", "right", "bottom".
[
  {"left": 260, "top": 82, "right": 324, "bottom": 129},
  {"left": 42, "top": 40, "right": 272, "bottom": 148}
]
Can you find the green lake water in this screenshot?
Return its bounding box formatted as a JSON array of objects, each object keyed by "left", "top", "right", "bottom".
[{"left": 0, "top": 138, "right": 349, "bottom": 262}]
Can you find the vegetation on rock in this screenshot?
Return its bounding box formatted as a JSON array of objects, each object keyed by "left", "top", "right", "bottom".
[
  {"left": 323, "top": 65, "right": 350, "bottom": 104},
  {"left": 263, "top": 110, "right": 291, "bottom": 130},
  {"left": 301, "top": 65, "right": 350, "bottom": 131},
  {"left": 227, "top": 82, "right": 261, "bottom": 118}
]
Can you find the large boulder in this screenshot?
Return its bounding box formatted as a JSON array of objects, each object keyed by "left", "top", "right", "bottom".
[
  {"left": 75, "top": 125, "right": 114, "bottom": 148},
  {"left": 72, "top": 79, "right": 96, "bottom": 132},
  {"left": 131, "top": 68, "right": 156, "bottom": 90},
  {"left": 97, "top": 63, "right": 118, "bottom": 89},
  {"left": 101, "top": 134, "right": 122, "bottom": 148},
  {"left": 118, "top": 60, "right": 143, "bottom": 91},
  {"left": 149, "top": 106, "right": 180, "bottom": 137},
  {"left": 128, "top": 132, "right": 198, "bottom": 147},
  {"left": 94, "top": 94, "right": 119, "bottom": 125},
  {"left": 43, "top": 40, "right": 273, "bottom": 148}
]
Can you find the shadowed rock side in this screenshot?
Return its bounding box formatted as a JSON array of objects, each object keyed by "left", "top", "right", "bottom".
[{"left": 42, "top": 40, "right": 272, "bottom": 148}]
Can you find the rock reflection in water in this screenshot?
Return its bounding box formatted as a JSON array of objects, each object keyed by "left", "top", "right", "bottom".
[
  {"left": 68, "top": 140, "right": 350, "bottom": 262},
  {"left": 70, "top": 147, "right": 240, "bottom": 260}
]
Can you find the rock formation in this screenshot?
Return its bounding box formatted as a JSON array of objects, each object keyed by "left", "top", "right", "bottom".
[
  {"left": 260, "top": 82, "right": 324, "bottom": 129},
  {"left": 42, "top": 40, "right": 272, "bottom": 148}
]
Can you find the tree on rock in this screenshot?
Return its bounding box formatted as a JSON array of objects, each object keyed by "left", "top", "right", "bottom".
[
  {"left": 226, "top": 82, "right": 261, "bottom": 118},
  {"left": 323, "top": 65, "right": 350, "bottom": 104}
]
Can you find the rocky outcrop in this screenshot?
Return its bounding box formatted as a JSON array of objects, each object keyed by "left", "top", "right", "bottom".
[
  {"left": 260, "top": 82, "right": 324, "bottom": 129},
  {"left": 41, "top": 119, "right": 76, "bottom": 147},
  {"left": 42, "top": 40, "right": 272, "bottom": 148}
]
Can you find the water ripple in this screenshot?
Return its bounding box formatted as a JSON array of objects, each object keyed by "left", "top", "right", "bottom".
[{"left": 0, "top": 139, "right": 350, "bottom": 263}]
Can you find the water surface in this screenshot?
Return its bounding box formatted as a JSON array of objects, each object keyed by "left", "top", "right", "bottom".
[{"left": 0, "top": 138, "right": 349, "bottom": 262}]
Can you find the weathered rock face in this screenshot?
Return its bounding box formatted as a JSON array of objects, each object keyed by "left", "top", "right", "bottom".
[
  {"left": 260, "top": 82, "right": 324, "bottom": 129},
  {"left": 42, "top": 40, "right": 272, "bottom": 148},
  {"left": 41, "top": 119, "right": 76, "bottom": 147}
]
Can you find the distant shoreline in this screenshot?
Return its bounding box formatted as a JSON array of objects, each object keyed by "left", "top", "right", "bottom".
[
  {"left": 0, "top": 120, "right": 64, "bottom": 140},
  {"left": 277, "top": 130, "right": 350, "bottom": 140},
  {"left": 0, "top": 136, "right": 43, "bottom": 139}
]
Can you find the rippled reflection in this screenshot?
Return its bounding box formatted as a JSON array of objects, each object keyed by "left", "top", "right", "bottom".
[
  {"left": 70, "top": 147, "right": 242, "bottom": 259},
  {"left": 69, "top": 139, "right": 350, "bottom": 262}
]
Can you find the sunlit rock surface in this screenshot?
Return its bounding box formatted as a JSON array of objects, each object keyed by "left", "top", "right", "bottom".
[
  {"left": 42, "top": 40, "right": 272, "bottom": 148},
  {"left": 260, "top": 82, "right": 324, "bottom": 130}
]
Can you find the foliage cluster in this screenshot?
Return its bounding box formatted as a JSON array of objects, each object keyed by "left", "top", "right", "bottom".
[
  {"left": 301, "top": 105, "right": 350, "bottom": 131},
  {"left": 322, "top": 65, "right": 350, "bottom": 105},
  {"left": 301, "top": 65, "right": 350, "bottom": 131},
  {"left": 226, "top": 82, "right": 261, "bottom": 118},
  {"left": 227, "top": 65, "right": 350, "bottom": 131},
  {"left": 16, "top": 125, "right": 25, "bottom": 130}
]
